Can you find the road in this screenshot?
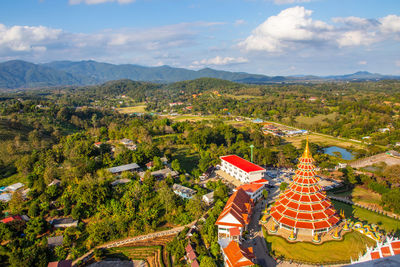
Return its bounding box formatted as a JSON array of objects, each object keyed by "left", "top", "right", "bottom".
[{"left": 244, "top": 199, "right": 277, "bottom": 267}]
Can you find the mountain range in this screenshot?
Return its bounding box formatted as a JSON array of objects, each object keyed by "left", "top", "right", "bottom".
[{"left": 1, "top": 60, "right": 399, "bottom": 90}]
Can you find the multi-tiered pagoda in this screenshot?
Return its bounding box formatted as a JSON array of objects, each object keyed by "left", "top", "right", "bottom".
[{"left": 269, "top": 139, "right": 340, "bottom": 236}]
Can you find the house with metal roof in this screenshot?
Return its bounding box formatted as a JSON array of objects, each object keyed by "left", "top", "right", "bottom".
[
  {"left": 107, "top": 163, "right": 140, "bottom": 174},
  {"left": 172, "top": 184, "right": 196, "bottom": 199}
]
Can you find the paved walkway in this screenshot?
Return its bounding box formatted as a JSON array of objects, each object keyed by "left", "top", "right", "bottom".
[
  {"left": 72, "top": 221, "right": 196, "bottom": 266},
  {"left": 243, "top": 199, "right": 277, "bottom": 267}
]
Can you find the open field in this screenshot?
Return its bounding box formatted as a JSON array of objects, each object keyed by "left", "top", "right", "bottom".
[
  {"left": 0, "top": 173, "right": 27, "bottom": 187},
  {"left": 167, "top": 114, "right": 218, "bottom": 122},
  {"left": 225, "top": 94, "right": 263, "bottom": 100},
  {"left": 171, "top": 145, "right": 199, "bottom": 173},
  {"left": 116, "top": 104, "right": 147, "bottom": 114},
  {"left": 329, "top": 186, "right": 381, "bottom": 206},
  {"left": 294, "top": 112, "right": 338, "bottom": 126},
  {"left": 332, "top": 200, "right": 400, "bottom": 233},
  {"left": 263, "top": 228, "right": 375, "bottom": 264},
  {"left": 285, "top": 132, "right": 365, "bottom": 151}
]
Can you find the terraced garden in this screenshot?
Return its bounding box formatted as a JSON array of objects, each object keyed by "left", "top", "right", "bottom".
[{"left": 104, "top": 235, "right": 175, "bottom": 267}]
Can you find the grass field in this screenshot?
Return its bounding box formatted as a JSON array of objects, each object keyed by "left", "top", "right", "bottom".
[
  {"left": 330, "top": 186, "right": 381, "bottom": 206},
  {"left": 116, "top": 104, "right": 147, "bottom": 114},
  {"left": 294, "top": 113, "right": 338, "bottom": 126},
  {"left": 171, "top": 145, "right": 199, "bottom": 173},
  {"left": 332, "top": 200, "right": 400, "bottom": 233},
  {"left": 0, "top": 173, "right": 27, "bottom": 187},
  {"left": 263, "top": 228, "right": 375, "bottom": 264},
  {"left": 167, "top": 114, "right": 218, "bottom": 122},
  {"left": 285, "top": 132, "right": 365, "bottom": 150}
]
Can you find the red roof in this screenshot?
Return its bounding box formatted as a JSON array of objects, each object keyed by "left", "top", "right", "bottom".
[
  {"left": 236, "top": 183, "right": 264, "bottom": 194},
  {"left": 216, "top": 188, "right": 253, "bottom": 228},
  {"left": 1, "top": 215, "right": 22, "bottom": 224},
  {"left": 269, "top": 140, "right": 340, "bottom": 231},
  {"left": 220, "top": 155, "right": 265, "bottom": 173},
  {"left": 223, "top": 241, "right": 255, "bottom": 267},
  {"left": 191, "top": 260, "right": 199, "bottom": 267},
  {"left": 251, "top": 179, "right": 269, "bottom": 184},
  {"left": 229, "top": 227, "right": 241, "bottom": 236}
]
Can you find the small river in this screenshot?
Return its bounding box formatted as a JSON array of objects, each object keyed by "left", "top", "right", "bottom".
[{"left": 323, "top": 146, "right": 354, "bottom": 160}]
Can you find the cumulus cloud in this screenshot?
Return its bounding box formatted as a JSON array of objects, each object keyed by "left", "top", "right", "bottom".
[
  {"left": 0, "top": 24, "right": 62, "bottom": 52},
  {"left": 240, "top": 6, "right": 332, "bottom": 52},
  {"left": 379, "top": 15, "right": 400, "bottom": 33},
  {"left": 0, "top": 21, "right": 222, "bottom": 65},
  {"left": 69, "top": 0, "right": 135, "bottom": 4},
  {"left": 241, "top": 7, "right": 400, "bottom": 53},
  {"left": 192, "top": 56, "right": 248, "bottom": 66}
]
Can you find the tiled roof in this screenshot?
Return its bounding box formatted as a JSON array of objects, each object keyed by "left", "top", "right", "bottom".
[
  {"left": 270, "top": 139, "right": 340, "bottom": 230},
  {"left": 216, "top": 188, "right": 253, "bottom": 228},
  {"left": 223, "top": 240, "right": 255, "bottom": 267},
  {"left": 1, "top": 215, "right": 22, "bottom": 224},
  {"left": 220, "top": 155, "right": 265, "bottom": 173},
  {"left": 236, "top": 183, "right": 264, "bottom": 194}
]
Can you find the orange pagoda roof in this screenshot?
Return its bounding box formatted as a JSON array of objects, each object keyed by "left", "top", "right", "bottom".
[{"left": 270, "top": 138, "right": 340, "bottom": 230}]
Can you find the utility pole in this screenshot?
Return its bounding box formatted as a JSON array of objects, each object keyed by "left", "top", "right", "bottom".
[{"left": 250, "top": 144, "right": 254, "bottom": 163}]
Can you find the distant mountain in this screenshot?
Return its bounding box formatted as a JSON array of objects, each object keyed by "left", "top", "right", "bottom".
[
  {"left": 0, "top": 60, "right": 84, "bottom": 89},
  {"left": 325, "top": 71, "right": 400, "bottom": 81},
  {"left": 1, "top": 60, "right": 400, "bottom": 90},
  {"left": 42, "top": 60, "right": 276, "bottom": 84}
]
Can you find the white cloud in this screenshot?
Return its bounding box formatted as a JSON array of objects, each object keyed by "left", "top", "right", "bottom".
[
  {"left": 241, "top": 7, "right": 400, "bottom": 53},
  {"left": 396, "top": 60, "right": 400, "bottom": 67},
  {"left": 379, "top": 15, "right": 400, "bottom": 33},
  {"left": 240, "top": 6, "right": 332, "bottom": 52},
  {"left": 0, "top": 24, "right": 61, "bottom": 52},
  {"left": 193, "top": 56, "right": 248, "bottom": 66},
  {"left": 69, "top": 0, "right": 135, "bottom": 5},
  {"left": 0, "top": 22, "right": 221, "bottom": 66},
  {"left": 358, "top": 61, "right": 367, "bottom": 65},
  {"left": 337, "top": 30, "right": 376, "bottom": 47},
  {"left": 273, "top": 0, "right": 311, "bottom": 4}
]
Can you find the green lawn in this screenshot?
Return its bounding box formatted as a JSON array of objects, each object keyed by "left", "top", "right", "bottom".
[
  {"left": 0, "top": 173, "right": 27, "bottom": 187},
  {"left": 171, "top": 145, "right": 199, "bottom": 173},
  {"left": 263, "top": 228, "right": 375, "bottom": 264},
  {"left": 295, "top": 112, "right": 338, "bottom": 126},
  {"left": 332, "top": 200, "right": 400, "bottom": 233}
]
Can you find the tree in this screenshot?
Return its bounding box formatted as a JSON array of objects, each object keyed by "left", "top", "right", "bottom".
[
  {"left": 24, "top": 217, "right": 47, "bottom": 241},
  {"left": 186, "top": 195, "right": 204, "bottom": 219},
  {"left": 28, "top": 200, "right": 40, "bottom": 218},
  {"left": 279, "top": 182, "right": 288, "bottom": 191},
  {"left": 200, "top": 256, "right": 217, "bottom": 267},
  {"left": 262, "top": 189, "right": 269, "bottom": 200},
  {"left": 171, "top": 159, "right": 182, "bottom": 173},
  {"left": 9, "top": 191, "right": 24, "bottom": 214}
]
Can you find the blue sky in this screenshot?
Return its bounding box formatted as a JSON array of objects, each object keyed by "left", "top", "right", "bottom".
[{"left": 1, "top": 0, "right": 400, "bottom": 75}]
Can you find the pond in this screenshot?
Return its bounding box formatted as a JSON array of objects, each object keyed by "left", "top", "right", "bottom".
[{"left": 323, "top": 146, "right": 354, "bottom": 160}]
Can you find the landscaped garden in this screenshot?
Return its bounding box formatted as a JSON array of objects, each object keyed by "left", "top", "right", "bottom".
[
  {"left": 332, "top": 200, "right": 400, "bottom": 233},
  {"left": 263, "top": 227, "right": 376, "bottom": 264}
]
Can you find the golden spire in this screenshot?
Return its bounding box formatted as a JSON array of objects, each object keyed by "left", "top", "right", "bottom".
[{"left": 302, "top": 136, "right": 312, "bottom": 158}]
